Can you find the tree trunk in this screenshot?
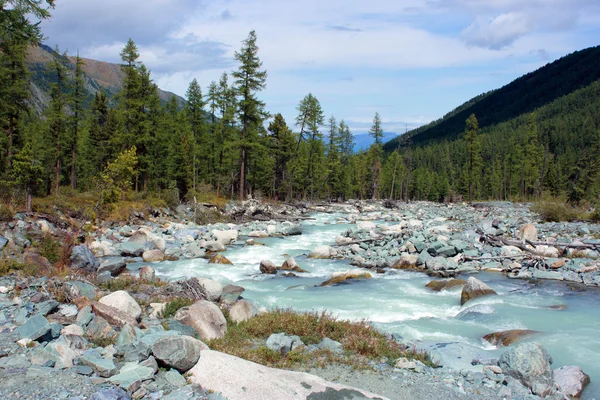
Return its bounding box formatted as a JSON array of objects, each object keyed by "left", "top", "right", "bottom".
[
  {"left": 71, "top": 147, "right": 76, "bottom": 189},
  {"left": 239, "top": 146, "right": 246, "bottom": 200},
  {"left": 25, "top": 189, "right": 32, "bottom": 213},
  {"left": 55, "top": 158, "right": 60, "bottom": 194}
]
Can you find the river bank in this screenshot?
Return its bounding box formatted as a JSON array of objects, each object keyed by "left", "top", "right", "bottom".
[{"left": 0, "top": 199, "right": 598, "bottom": 399}]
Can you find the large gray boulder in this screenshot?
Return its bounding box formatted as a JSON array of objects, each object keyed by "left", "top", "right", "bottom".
[
  {"left": 174, "top": 300, "right": 227, "bottom": 340},
  {"left": 97, "top": 257, "right": 127, "bottom": 276},
  {"left": 499, "top": 342, "right": 554, "bottom": 397},
  {"left": 460, "top": 277, "right": 497, "bottom": 305},
  {"left": 554, "top": 365, "right": 590, "bottom": 398},
  {"left": 266, "top": 333, "right": 304, "bottom": 355},
  {"left": 71, "top": 245, "right": 98, "bottom": 271},
  {"left": 229, "top": 300, "right": 257, "bottom": 324},
  {"left": 150, "top": 335, "right": 207, "bottom": 372},
  {"left": 188, "top": 349, "right": 389, "bottom": 400},
  {"left": 195, "top": 278, "right": 223, "bottom": 302},
  {"left": 99, "top": 290, "right": 142, "bottom": 320},
  {"left": 108, "top": 362, "right": 155, "bottom": 392},
  {"left": 16, "top": 313, "right": 51, "bottom": 341},
  {"left": 81, "top": 348, "right": 118, "bottom": 378},
  {"left": 259, "top": 260, "right": 277, "bottom": 274}
]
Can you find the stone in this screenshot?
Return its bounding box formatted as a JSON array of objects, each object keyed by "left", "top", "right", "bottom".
[
  {"left": 36, "top": 300, "right": 59, "bottom": 316},
  {"left": 91, "top": 302, "right": 139, "bottom": 327},
  {"left": 61, "top": 324, "right": 84, "bottom": 336},
  {"left": 248, "top": 230, "right": 269, "bottom": 238},
  {"left": 195, "top": 277, "right": 223, "bottom": 302},
  {"left": 99, "top": 290, "right": 142, "bottom": 320},
  {"left": 81, "top": 348, "right": 118, "bottom": 377},
  {"left": 460, "top": 277, "right": 497, "bottom": 305},
  {"left": 67, "top": 281, "right": 98, "bottom": 300},
  {"left": 16, "top": 313, "right": 51, "bottom": 340},
  {"left": 455, "top": 304, "right": 496, "bottom": 320},
  {"left": 109, "top": 362, "right": 155, "bottom": 392},
  {"left": 281, "top": 256, "right": 307, "bottom": 273},
  {"left": 212, "top": 229, "right": 238, "bottom": 245},
  {"left": 395, "top": 357, "right": 417, "bottom": 369},
  {"left": 259, "top": 259, "right": 278, "bottom": 274},
  {"left": 483, "top": 329, "right": 540, "bottom": 347},
  {"left": 426, "top": 256, "right": 457, "bottom": 271},
  {"left": 58, "top": 304, "right": 78, "bottom": 317},
  {"left": 221, "top": 284, "right": 245, "bottom": 304},
  {"left": 174, "top": 300, "right": 227, "bottom": 340},
  {"left": 315, "top": 337, "right": 343, "bottom": 353},
  {"left": 139, "top": 265, "right": 156, "bottom": 282},
  {"left": 266, "top": 333, "right": 305, "bottom": 355},
  {"left": 209, "top": 254, "right": 233, "bottom": 264},
  {"left": 205, "top": 240, "right": 226, "bottom": 252},
  {"left": 142, "top": 249, "right": 165, "bottom": 262},
  {"left": 499, "top": 342, "right": 554, "bottom": 397},
  {"left": 392, "top": 254, "right": 419, "bottom": 269},
  {"left": 140, "top": 355, "right": 159, "bottom": 373},
  {"left": 76, "top": 305, "right": 94, "bottom": 326},
  {"left": 357, "top": 221, "right": 376, "bottom": 231},
  {"left": 188, "top": 349, "right": 388, "bottom": 400},
  {"left": 308, "top": 245, "right": 335, "bottom": 259},
  {"left": 501, "top": 246, "right": 522, "bottom": 256},
  {"left": 436, "top": 245, "right": 458, "bottom": 257},
  {"left": 319, "top": 269, "right": 372, "bottom": 287},
  {"left": 89, "top": 387, "right": 129, "bottom": 400},
  {"left": 71, "top": 245, "right": 98, "bottom": 271},
  {"left": 116, "top": 324, "right": 139, "bottom": 347},
  {"left": 229, "top": 300, "right": 257, "bottom": 323},
  {"left": 118, "top": 242, "right": 147, "bottom": 257},
  {"left": 85, "top": 315, "right": 117, "bottom": 340},
  {"left": 75, "top": 365, "right": 94, "bottom": 376},
  {"left": 425, "top": 279, "right": 466, "bottom": 292},
  {"left": 164, "top": 369, "right": 187, "bottom": 387},
  {"left": 533, "top": 270, "right": 564, "bottom": 280},
  {"left": 282, "top": 224, "right": 302, "bottom": 236},
  {"left": 554, "top": 365, "right": 590, "bottom": 398},
  {"left": 149, "top": 302, "right": 166, "bottom": 318},
  {"left": 151, "top": 335, "right": 207, "bottom": 372},
  {"left": 518, "top": 223, "right": 538, "bottom": 242},
  {"left": 0, "top": 235, "right": 8, "bottom": 250}
]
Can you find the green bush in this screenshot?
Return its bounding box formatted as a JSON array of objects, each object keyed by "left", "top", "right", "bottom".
[{"left": 163, "top": 298, "right": 194, "bottom": 319}]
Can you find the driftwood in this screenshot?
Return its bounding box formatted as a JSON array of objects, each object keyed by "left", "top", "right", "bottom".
[
  {"left": 249, "top": 214, "right": 315, "bottom": 222},
  {"left": 462, "top": 254, "right": 532, "bottom": 261},
  {"left": 331, "top": 238, "right": 381, "bottom": 247}
]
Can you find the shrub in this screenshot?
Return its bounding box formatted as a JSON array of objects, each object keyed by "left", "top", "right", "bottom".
[
  {"left": 163, "top": 298, "right": 195, "bottom": 319},
  {"left": 0, "top": 204, "right": 15, "bottom": 221},
  {"left": 532, "top": 201, "right": 579, "bottom": 222},
  {"left": 208, "top": 308, "right": 434, "bottom": 370}
]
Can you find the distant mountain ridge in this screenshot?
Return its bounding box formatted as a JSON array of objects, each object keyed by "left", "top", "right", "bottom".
[
  {"left": 383, "top": 45, "right": 600, "bottom": 151},
  {"left": 25, "top": 44, "right": 185, "bottom": 114}
]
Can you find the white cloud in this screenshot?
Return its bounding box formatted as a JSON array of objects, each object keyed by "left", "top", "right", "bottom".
[{"left": 462, "top": 12, "right": 531, "bottom": 49}]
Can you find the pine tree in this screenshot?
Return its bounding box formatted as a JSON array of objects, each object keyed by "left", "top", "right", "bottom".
[
  {"left": 11, "top": 142, "right": 43, "bottom": 212},
  {"left": 369, "top": 112, "right": 384, "bottom": 145},
  {"left": 185, "top": 78, "right": 206, "bottom": 190},
  {"left": 232, "top": 30, "right": 267, "bottom": 199},
  {"left": 464, "top": 113, "right": 482, "bottom": 202},
  {"left": 69, "top": 53, "right": 85, "bottom": 189},
  {"left": 46, "top": 47, "right": 68, "bottom": 194}
]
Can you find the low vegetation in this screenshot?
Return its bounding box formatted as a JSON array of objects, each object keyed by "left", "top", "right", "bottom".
[
  {"left": 533, "top": 200, "right": 600, "bottom": 222},
  {"left": 162, "top": 298, "right": 195, "bottom": 319},
  {"left": 208, "top": 309, "right": 433, "bottom": 370}
]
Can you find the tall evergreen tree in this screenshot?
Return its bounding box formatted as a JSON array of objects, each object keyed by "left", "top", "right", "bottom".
[
  {"left": 232, "top": 30, "right": 267, "bottom": 199},
  {"left": 369, "top": 112, "right": 384, "bottom": 144},
  {"left": 464, "top": 113, "right": 482, "bottom": 202}
]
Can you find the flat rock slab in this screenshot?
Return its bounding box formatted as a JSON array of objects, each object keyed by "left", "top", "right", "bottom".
[{"left": 188, "top": 349, "right": 388, "bottom": 400}]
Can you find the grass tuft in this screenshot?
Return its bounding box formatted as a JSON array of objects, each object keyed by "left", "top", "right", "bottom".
[
  {"left": 162, "top": 298, "right": 195, "bottom": 319},
  {"left": 207, "top": 308, "right": 434, "bottom": 370}
]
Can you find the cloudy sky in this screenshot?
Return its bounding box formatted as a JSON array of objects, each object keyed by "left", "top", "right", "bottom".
[{"left": 40, "top": 0, "right": 599, "bottom": 135}]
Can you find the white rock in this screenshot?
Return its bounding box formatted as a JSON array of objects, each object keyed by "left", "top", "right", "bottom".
[
  {"left": 212, "top": 229, "right": 238, "bottom": 245},
  {"left": 195, "top": 278, "right": 223, "bottom": 302},
  {"left": 99, "top": 290, "right": 142, "bottom": 320},
  {"left": 502, "top": 246, "right": 523, "bottom": 256},
  {"left": 188, "top": 349, "right": 389, "bottom": 400},
  {"left": 308, "top": 245, "right": 336, "bottom": 259},
  {"left": 17, "top": 338, "right": 33, "bottom": 348},
  {"left": 248, "top": 230, "right": 269, "bottom": 238},
  {"left": 356, "top": 221, "right": 376, "bottom": 231},
  {"left": 150, "top": 303, "right": 167, "bottom": 319},
  {"left": 61, "top": 324, "right": 84, "bottom": 336}
]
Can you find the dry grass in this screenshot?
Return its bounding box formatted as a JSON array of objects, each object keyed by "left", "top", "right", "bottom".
[
  {"left": 207, "top": 308, "right": 433, "bottom": 370},
  {"left": 96, "top": 276, "right": 167, "bottom": 292}
]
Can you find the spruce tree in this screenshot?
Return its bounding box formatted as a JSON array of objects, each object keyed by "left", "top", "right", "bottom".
[
  {"left": 464, "top": 113, "right": 482, "bottom": 202},
  {"left": 232, "top": 30, "right": 267, "bottom": 199}
]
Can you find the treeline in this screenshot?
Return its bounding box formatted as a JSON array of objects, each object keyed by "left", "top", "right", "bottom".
[
  {"left": 386, "top": 81, "right": 600, "bottom": 203},
  {"left": 0, "top": 2, "right": 393, "bottom": 208},
  {"left": 2, "top": 1, "right": 599, "bottom": 210}
]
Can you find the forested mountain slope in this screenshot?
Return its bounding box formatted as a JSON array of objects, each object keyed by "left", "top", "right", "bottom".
[
  {"left": 25, "top": 45, "right": 184, "bottom": 113},
  {"left": 383, "top": 45, "right": 600, "bottom": 151}
]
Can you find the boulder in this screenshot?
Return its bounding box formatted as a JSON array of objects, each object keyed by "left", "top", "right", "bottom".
[
  {"left": 308, "top": 245, "right": 336, "bottom": 259},
  {"left": 357, "top": 221, "right": 376, "bottom": 231},
  {"left": 142, "top": 249, "right": 165, "bottom": 262},
  {"left": 108, "top": 362, "right": 155, "bottom": 392},
  {"left": 99, "top": 290, "right": 142, "bottom": 320},
  {"left": 554, "top": 365, "right": 590, "bottom": 398},
  {"left": 61, "top": 324, "right": 84, "bottom": 336},
  {"left": 0, "top": 235, "right": 8, "bottom": 250},
  {"left": 81, "top": 348, "right": 118, "bottom": 378},
  {"left": 455, "top": 304, "right": 495, "bottom": 320},
  {"left": 266, "top": 333, "right": 304, "bottom": 355},
  {"left": 319, "top": 269, "right": 372, "bottom": 287},
  {"left": 174, "top": 300, "right": 227, "bottom": 340},
  {"left": 91, "top": 302, "right": 139, "bottom": 327},
  {"left": 205, "top": 240, "right": 226, "bottom": 252},
  {"left": 280, "top": 257, "right": 307, "bottom": 273},
  {"left": 209, "top": 254, "right": 233, "bottom": 265},
  {"left": 483, "top": 329, "right": 540, "bottom": 347},
  {"left": 16, "top": 313, "right": 51, "bottom": 341},
  {"left": 150, "top": 335, "right": 207, "bottom": 372},
  {"left": 392, "top": 254, "right": 419, "bottom": 269},
  {"left": 282, "top": 224, "right": 302, "bottom": 236},
  {"left": 97, "top": 257, "right": 127, "bottom": 276},
  {"left": 118, "top": 242, "right": 147, "bottom": 257},
  {"left": 460, "top": 277, "right": 497, "bottom": 305},
  {"left": 248, "top": 230, "right": 269, "bottom": 238},
  {"left": 425, "top": 279, "right": 466, "bottom": 292},
  {"left": 85, "top": 315, "right": 117, "bottom": 340},
  {"left": 499, "top": 342, "right": 554, "bottom": 397},
  {"left": 229, "top": 300, "right": 257, "bottom": 323},
  {"left": 71, "top": 245, "right": 98, "bottom": 271},
  {"left": 259, "top": 260, "right": 278, "bottom": 274},
  {"left": 67, "top": 281, "right": 97, "bottom": 300},
  {"left": 212, "top": 229, "right": 238, "bottom": 245},
  {"left": 221, "top": 284, "right": 245, "bottom": 304},
  {"left": 195, "top": 277, "right": 223, "bottom": 302},
  {"left": 187, "top": 349, "right": 389, "bottom": 400},
  {"left": 518, "top": 223, "right": 538, "bottom": 242},
  {"left": 139, "top": 265, "right": 156, "bottom": 282}
]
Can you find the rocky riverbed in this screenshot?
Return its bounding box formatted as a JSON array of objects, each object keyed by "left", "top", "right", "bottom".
[{"left": 0, "top": 199, "right": 598, "bottom": 399}]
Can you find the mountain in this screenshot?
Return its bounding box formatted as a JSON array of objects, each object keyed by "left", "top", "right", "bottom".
[
  {"left": 25, "top": 44, "right": 185, "bottom": 114},
  {"left": 383, "top": 45, "right": 600, "bottom": 151},
  {"left": 353, "top": 132, "right": 398, "bottom": 152}
]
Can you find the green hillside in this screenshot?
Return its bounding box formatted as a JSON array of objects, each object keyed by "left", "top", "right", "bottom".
[{"left": 383, "top": 45, "right": 600, "bottom": 151}]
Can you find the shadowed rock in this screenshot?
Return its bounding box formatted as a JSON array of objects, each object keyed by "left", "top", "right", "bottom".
[
  {"left": 499, "top": 342, "right": 554, "bottom": 397},
  {"left": 554, "top": 365, "right": 590, "bottom": 398},
  {"left": 319, "top": 270, "right": 372, "bottom": 287},
  {"left": 460, "top": 277, "right": 497, "bottom": 305},
  {"left": 426, "top": 279, "right": 466, "bottom": 292},
  {"left": 483, "top": 329, "right": 540, "bottom": 347},
  {"left": 209, "top": 254, "right": 233, "bottom": 265}
]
